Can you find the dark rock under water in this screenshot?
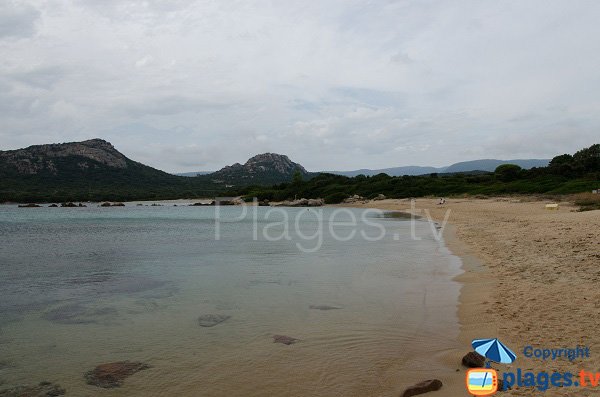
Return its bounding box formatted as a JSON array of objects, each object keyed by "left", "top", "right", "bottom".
[
  {"left": 42, "top": 304, "right": 118, "bottom": 325},
  {"left": 273, "top": 335, "right": 299, "bottom": 345},
  {"left": 0, "top": 381, "right": 65, "bottom": 396},
  {"left": 198, "top": 314, "right": 231, "bottom": 327},
  {"left": 84, "top": 361, "right": 150, "bottom": 388}
]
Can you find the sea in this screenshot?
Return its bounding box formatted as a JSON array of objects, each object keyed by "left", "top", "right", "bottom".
[{"left": 0, "top": 203, "right": 462, "bottom": 396}]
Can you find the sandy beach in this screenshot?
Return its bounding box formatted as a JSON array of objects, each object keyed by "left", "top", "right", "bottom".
[{"left": 344, "top": 197, "right": 600, "bottom": 396}]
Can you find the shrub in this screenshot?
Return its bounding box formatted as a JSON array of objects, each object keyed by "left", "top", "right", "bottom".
[{"left": 324, "top": 192, "right": 348, "bottom": 204}]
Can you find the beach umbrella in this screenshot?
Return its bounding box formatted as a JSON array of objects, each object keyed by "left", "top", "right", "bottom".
[{"left": 472, "top": 338, "right": 517, "bottom": 364}]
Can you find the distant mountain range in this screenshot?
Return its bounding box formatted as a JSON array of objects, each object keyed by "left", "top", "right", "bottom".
[
  {"left": 182, "top": 158, "right": 550, "bottom": 178},
  {"left": 324, "top": 158, "right": 550, "bottom": 176}
]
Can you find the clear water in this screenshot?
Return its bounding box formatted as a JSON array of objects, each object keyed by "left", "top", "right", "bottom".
[{"left": 0, "top": 204, "right": 461, "bottom": 396}]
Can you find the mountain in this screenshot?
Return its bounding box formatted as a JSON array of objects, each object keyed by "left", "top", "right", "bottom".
[
  {"left": 0, "top": 139, "right": 213, "bottom": 202},
  {"left": 177, "top": 171, "right": 213, "bottom": 177},
  {"left": 0, "top": 141, "right": 312, "bottom": 202},
  {"left": 197, "top": 153, "right": 311, "bottom": 187},
  {"left": 443, "top": 159, "right": 549, "bottom": 173},
  {"left": 328, "top": 159, "right": 550, "bottom": 177},
  {"left": 326, "top": 166, "right": 440, "bottom": 177}
]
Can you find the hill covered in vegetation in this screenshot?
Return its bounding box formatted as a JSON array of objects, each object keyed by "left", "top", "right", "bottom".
[
  {"left": 0, "top": 140, "right": 308, "bottom": 202},
  {"left": 233, "top": 144, "right": 600, "bottom": 204}
]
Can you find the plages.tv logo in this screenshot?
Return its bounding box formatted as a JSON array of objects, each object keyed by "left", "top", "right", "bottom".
[{"left": 465, "top": 338, "right": 517, "bottom": 396}]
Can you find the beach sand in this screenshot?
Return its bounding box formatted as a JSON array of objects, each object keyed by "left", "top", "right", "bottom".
[{"left": 345, "top": 197, "right": 600, "bottom": 396}]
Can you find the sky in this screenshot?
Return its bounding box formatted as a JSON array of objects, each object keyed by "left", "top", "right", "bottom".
[{"left": 1, "top": 0, "right": 599, "bottom": 173}]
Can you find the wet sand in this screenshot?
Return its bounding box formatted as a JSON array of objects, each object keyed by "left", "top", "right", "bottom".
[{"left": 345, "top": 197, "right": 600, "bottom": 396}]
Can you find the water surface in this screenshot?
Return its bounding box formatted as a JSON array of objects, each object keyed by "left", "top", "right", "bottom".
[{"left": 0, "top": 204, "right": 461, "bottom": 396}]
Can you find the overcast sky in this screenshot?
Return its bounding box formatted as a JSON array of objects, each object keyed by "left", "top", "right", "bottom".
[{"left": 1, "top": 1, "right": 599, "bottom": 172}]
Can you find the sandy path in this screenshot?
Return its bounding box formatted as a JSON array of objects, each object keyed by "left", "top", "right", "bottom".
[{"left": 344, "top": 197, "right": 600, "bottom": 396}]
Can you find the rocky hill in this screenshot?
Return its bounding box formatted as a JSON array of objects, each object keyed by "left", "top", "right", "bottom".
[
  {"left": 0, "top": 139, "right": 128, "bottom": 175},
  {"left": 0, "top": 139, "right": 215, "bottom": 202},
  {"left": 203, "top": 153, "right": 311, "bottom": 186},
  {"left": 0, "top": 140, "right": 312, "bottom": 202}
]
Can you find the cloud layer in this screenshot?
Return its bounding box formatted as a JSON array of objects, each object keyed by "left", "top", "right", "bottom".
[{"left": 1, "top": 0, "right": 599, "bottom": 172}]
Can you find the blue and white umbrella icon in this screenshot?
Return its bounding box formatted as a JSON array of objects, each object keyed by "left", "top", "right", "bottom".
[{"left": 472, "top": 338, "right": 517, "bottom": 364}]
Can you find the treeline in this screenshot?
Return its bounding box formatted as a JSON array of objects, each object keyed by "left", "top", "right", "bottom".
[
  {"left": 0, "top": 157, "right": 221, "bottom": 203},
  {"left": 231, "top": 144, "right": 600, "bottom": 203}
]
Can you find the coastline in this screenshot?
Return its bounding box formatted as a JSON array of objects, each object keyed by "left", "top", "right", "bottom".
[{"left": 341, "top": 197, "right": 600, "bottom": 396}]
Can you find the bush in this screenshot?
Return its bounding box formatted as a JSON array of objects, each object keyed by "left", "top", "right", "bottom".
[
  {"left": 495, "top": 164, "right": 523, "bottom": 182},
  {"left": 571, "top": 192, "right": 600, "bottom": 211},
  {"left": 324, "top": 192, "right": 348, "bottom": 204}
]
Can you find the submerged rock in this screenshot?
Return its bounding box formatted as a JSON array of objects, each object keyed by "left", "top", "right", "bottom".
[
  {"left": 309, "top": 305, "right": 341, "bottom": 310},
  {"left": 0, "top": 381, "right": 65, "bottom": 396},
  {"left": 273, "top": 335, "right": 299, "bottom": 345},
  {"left": 401, "top": 379, "right": 442, "bottom": 397},
  {"left": 42, "top": 304, "right": 117, "bottom": 325},
  {"left": 84, "top": 361, "right": 150, "bottom": 388},
  {"left": 462, "top": 351, "right": 485, "bottom": 368},
  {"left": 197, "top": 314, "right": 230, "bottom": 327}
]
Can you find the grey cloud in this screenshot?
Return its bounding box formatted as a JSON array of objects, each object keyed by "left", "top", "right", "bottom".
[
  {"left": 10, "top": 66, "right": 65, "bottom": 89},
  {"left": 1, "top": 1, "right": 599, "bottom": 172},
  {"left": 118, "top": 96, "right": 234, "bottom": 117},
  {"left": 0, "top": 1, "right": 40, "bottom": 39}
]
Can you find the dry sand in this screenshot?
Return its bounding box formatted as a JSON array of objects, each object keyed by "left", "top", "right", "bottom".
[{"left": 345, "top": 197, "right": 600, "bottom": 396}]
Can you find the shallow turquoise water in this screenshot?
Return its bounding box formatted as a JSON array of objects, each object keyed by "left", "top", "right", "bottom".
[{"left": 0, "top": 204, "right": 461, "bottom": 396}]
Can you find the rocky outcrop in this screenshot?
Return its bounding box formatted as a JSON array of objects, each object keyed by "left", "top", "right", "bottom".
[
  {"left": 0, "top": 139, "right": 128, "bottom": 175},
  {"left": 198, "top": 314, "right": 231, "bottom": 327},
  {"left": 276, "top": 198, "right": 324, "bottom": 207},
  {"left": 208, "top": 153, "right": 310, "bottom": 186},
  {"left": 99, "top": 202, "right": 125, "bottom": 207},
  {"left": 0, "top": 381, "right": 65, "bottom": 396},
  {"left": 343, "top": 194, "right": 367, "bottom": 204},
  {"left": 84, "top": 361, "right": 150, "bottom": 388},
  {"left": 462, "top": 351, "right": 485, "bottom": 368},
  {"left": 273, "top": 335, "right": 299, "bottom": 345},
  {"left": 401, "top": 379, "right": 442, "bottom": 397}
]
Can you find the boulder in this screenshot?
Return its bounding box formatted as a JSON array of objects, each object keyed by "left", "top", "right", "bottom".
[
  {"left": 198, "top": 314, "right": 230, "bottom": 327},
  {"left": 60, "top": 202, "right": 77, "bottom": 207},
  {"left": 0, "top": 381, "right": 65, "bottom": 396},
  {"left": 112, "top": 202, "right": 125, "bottom": 207},
  {"left": 84, "top": 361, "right": 150, "bottom": 388},
  {"left": 273, "top": 335, "right": 299, "bottom": 345},
  {"left": 307, "top": 198, "right": 324, "bottom": 207},
  {"left": 48, "top": 204, "right": 59, "bottom": 207},
  {"left": 401, "top": 379, "right": 442, "bottom": 397},
  {"left": 100, "top": 202, "right": 112, "bottom": 207},
  {"left": 462, "top": 351, "right": 485, "bottom": 368},
  {"left": 17, "top": 203, "right": 41, "bottom": 208},
  {"left": 373, "top": 194, "right": 386, "bottom": 201}
]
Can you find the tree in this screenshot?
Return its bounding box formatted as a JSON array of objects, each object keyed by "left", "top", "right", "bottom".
[
  {"left": 573, "top": 144, "right": 600, "bottom": 173},
  {"left": 292, "top": 169, "right": 303, "bottom": 186},
  {"left": 495, "top": 164, "right": 522, "bottom": 182}
]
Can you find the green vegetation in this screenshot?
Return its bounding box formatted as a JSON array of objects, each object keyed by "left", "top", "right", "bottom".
[
  {"left": 1, "top": 143, "right": 598, "bottom": 204},
  {"left": 0, "top": 157, "right": 222, "bottom": 203},
  {"left": 232, "top": 144, "right": 600, "bottom": 203}
]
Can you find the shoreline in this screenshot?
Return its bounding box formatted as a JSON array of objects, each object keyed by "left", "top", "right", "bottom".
[{"left": 342, "top": 196, "right": 600, "bottom": 396}]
